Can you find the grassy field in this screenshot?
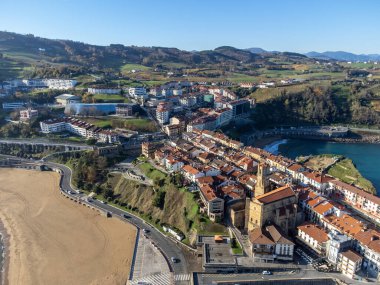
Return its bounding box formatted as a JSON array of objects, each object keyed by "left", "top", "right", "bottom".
[
  {"left": 328, "top": 158, "right": 375, "bottom": 194},
  {"left": 138, "top": 162, "right": 166, "bottom": 181},
  {"left": 80, "top": 117, "right": 157, "bottom": 132},
  {"left": 92, "top": 94, "right": 131, "bottom": 103}
]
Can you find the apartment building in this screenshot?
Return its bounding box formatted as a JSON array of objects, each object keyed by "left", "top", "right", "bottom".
[
  {"left": 337, "top": 249, "right": 363, "bottom": 279},
  {"left": 297, "top": 222, "right": 329, "bottom": 256},
  {"left": 40, "top": 117, "right": 118, "bottom": 143},
  {"left": 19, "top": 108, "right": 38, "bottom": 121},
  {"left": 156, "top": 102, "right": 171, "bottom": 124},
  {"left": 199, "top": 185, "right": 224, "bottom": 222},
  {"left": 128, "top": 87, "right": 147, "bottom": 99}
]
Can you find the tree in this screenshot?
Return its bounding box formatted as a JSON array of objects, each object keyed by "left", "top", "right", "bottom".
[{"left": 104, "top": 188, "right": 114, "bottom": 199}]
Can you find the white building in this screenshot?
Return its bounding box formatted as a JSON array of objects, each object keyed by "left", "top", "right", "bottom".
[
  {"left": 354, "top": 229, "right": 380, "bottom": 275},
  {"left": 87, "top": 87, "right": 121, "bottom": 94},
  {"left": 40, "top": 119, "right": 68, "bottom": 133},
  {"left": 156, "top": 102, "right": 171, "bottom": 125},
  {"left": 297, "top": 222, "right": 329, "bottom": 255},
  {"left": 128, "top": 87, "right": 147, "bottom": 99},
  {"left": 9, "top": 79, "right": 77, "bottom": 90},
  {"left": 2, "top": 102, "right": 26, "bottom": 110},
  {"left": 20, "top": 108, "right": 38, "bottom": 121},
  {"left": 327, "top": 231, "right": 353, "bottom": 266},
  {"left": 40, "top": 117, "right": 118, "bottom": 143},
  {"left": 337, "top": 249, "right": 363, "bottom": 279}
]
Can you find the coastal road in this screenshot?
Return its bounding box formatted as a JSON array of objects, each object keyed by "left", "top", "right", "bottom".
[{"left": 12, "top": 159, "right": 189, "bottom": 276}]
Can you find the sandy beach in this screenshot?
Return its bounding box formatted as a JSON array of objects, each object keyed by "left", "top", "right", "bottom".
[{"left": 0, "top": 168, "right": 137, "bottom": 285}]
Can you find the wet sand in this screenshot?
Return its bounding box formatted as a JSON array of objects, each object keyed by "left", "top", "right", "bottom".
[{"left": 0, "top": 169, "right": 137, "bottom": 285}]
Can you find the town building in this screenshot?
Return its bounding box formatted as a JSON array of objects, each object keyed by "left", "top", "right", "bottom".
[
  {"left": 297, "top": 222, "right": 329, "bottom": 256},
  {"left": 337, "top": 249, "right": 363, "bottom": 279},
  {"left": 128, "top": 87, "right": 147, "bottom": 99},
  {"left": 87, "top": 87, "right": 121, "bottom": 94},
  {"left": 19, "top": 108, "right": 38, "bottom": 121},
  {"left": 156, "top": 102, "right": 171, "bottom": 125},
  {"left": 39, "top": 117, "right": 118, "bottom": 143},
  {"left": 249, "top": 225, "right": 294, "bottom": 262},
  {"left": 141, "top": 142, "right": 163, "bottom": 158},
  {"left": 354, "top": 229, "right": 380, "bottom": 275},
  {"left": 199, "top": 185, "right": 224, "bottom": 222},
  {"left": 115, "top": 104, "right": 133, "bottom": 117},
  {"left": 55, "top": 94, "right": 81, "bottom": 106},
  {"left": 9, "top": 79, "right": 77, "bottom": 90},
  {"left": 2, "top": 102, "right": 26, "bottom": 110}
]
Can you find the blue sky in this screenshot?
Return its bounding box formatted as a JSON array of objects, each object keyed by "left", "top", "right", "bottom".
[{"left": 1, "top": 0, "right": 379, "bottom": 54}]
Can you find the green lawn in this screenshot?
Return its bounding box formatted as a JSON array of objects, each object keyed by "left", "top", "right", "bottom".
[
  {"left": 93, "top": 94, "right": 130, "bottom": 103},
  {"left": 81, "top": 117, "right": 115, "bottom": 128},
  {"left": 138, "top": 162, "right": 167, "bottom": 181},
  {"left": 328, "top": 158, "right": 375, "bottom": 194}
]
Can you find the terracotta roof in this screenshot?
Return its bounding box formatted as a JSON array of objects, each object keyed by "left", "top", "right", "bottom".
[
  {"left": 182, "top": 165, "right": 200, "bottom": 175},
  {"left": 307, "top": 197, "right": 326, "bottom": 208},
  {"left": 266, "top": 225, "right": 294, "bottom": 245},
  {"left": 196, "top": 176, "right": 214, "bottom": 185},
  {"left": 249, "top": 225, "right": 293, "bottom": 245},
  {"left": 323, "top": 214, "right": 364, "bottom": 236},
  {"left": 313, "top": 201, "right": 335, "bottom": 215},
  {"left": 340, "top": 249, "right": 363, "bottom": 263},
  {"left": 298, "top": 222, "right": 329, "bottom": 243},
  {"left": 304, "top": 172, "right": 334, "bottom": 184},
  {"left": 249, "top": 228, "right": 275, "bottom": 245},
  {"left": 255, "top": 186, "right": 295, "bottom": 204},
  {"left": 199, "top": 185, "right": 218, "bottom": 202},
  {"left": 288, "top": 163, "right": 303, "bottom": 172},
  {"left": 354, "top": 229, "right": 380, "bottom": 254}
]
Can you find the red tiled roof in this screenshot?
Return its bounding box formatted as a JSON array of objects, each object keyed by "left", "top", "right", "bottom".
[
  {"left": 355, "top": 229, "right": 380, "bottom": 254},
  {"left": 255, "top": 186, "right": 295, "bottom": 204},
  {"left": 340, "top": 249, "right": 363, "bottom": 263},
  {"left": 182, "top": 165, "right": 200, "bottom": 175},
  {"left": 298, "top": 222, "right": 329, "bottom": 243},
  {"left": 323, "top": 214, "right": 364, "bottom": 236}
]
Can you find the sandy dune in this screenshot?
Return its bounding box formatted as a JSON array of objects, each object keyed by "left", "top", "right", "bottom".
[{"left": 0, "top": 169, "right": 137, "bottom": 285}]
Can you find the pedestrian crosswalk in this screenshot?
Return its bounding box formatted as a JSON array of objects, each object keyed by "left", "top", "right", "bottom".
[
  {"left": 128, "top": 273, "right": 174, "bottom": 285},
  {"left": 174, "top": 274, "right": 191, "bottom": 281},
  {"left": 128, "top": 273, "right": 191, "bottom": 285}
]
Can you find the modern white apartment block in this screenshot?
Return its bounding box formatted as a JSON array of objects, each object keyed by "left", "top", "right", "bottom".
[
  {"left": 40, "top": 117, "right": 119, "bottom": 143},
  {"left": 10, "top": 79, "right": 77, "bottom": 90}
]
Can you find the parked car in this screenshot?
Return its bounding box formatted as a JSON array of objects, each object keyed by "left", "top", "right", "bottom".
[
  {"left": 171, "top": 257, "right": 179, "bottom": 263},
  {"left": 106, "top": 211, "right": 112, "bottom": 218}
]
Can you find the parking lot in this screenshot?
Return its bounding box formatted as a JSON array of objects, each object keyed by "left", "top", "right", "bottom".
[{"left": 294, "top": 247, "right": 317, "bottom": 265}]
